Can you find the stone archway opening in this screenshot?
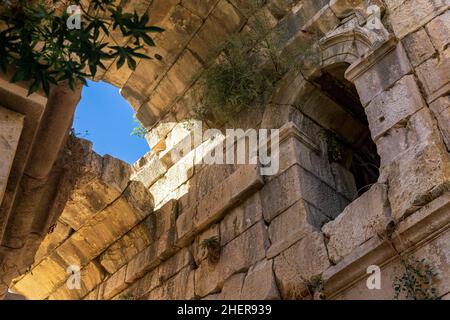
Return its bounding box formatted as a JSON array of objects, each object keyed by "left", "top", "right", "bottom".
[
  {"left": 313, "top": 63, "right": 380, "bottom": 197},
  {"left": 72, "top": 80, "right": 150, "bottom": 164}
]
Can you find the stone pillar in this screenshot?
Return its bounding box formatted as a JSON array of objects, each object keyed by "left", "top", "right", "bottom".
[
  {"left": 0, "top": 106, "right": 24, "bottom": 206},
  {"left": 346, "top": 38, "right": 450, "bottom": 222}
]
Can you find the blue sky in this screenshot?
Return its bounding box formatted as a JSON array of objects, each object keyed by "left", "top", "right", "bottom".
[{"left": 73, "top": 81, "right": 150, "bottom": 164}]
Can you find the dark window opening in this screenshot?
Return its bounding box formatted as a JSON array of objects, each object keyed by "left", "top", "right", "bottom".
[{"left": 314, "top": 63, "right": 380, "bottom": 196}]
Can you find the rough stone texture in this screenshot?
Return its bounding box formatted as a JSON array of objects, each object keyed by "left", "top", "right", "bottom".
[
  {"left": 430, "top": 96, "right": 450, "bottom": 150},
  {"left": 322, "top": 184, "right": 392, "bottom": 264},
  {"left": 4, "top": 0, "right": 450, "bottom": 302},
  {"left": 402, "top": 28, "right": 436, "bottom": 68},
  {"left": 194, "top": 221, "right": 269, "bottom": 297},
  {"left": 416, "top": 47, "right": 450, "bottom": 102},
  {"left": 365, "top": 75, "right": 426, "bottom": 141},
  {"left": 241, "top": 260, "right": 280, "bottom": 300},
  {"left": 0, "top": 106, "right": 24, "bottom": 205},
  {"left": 426, "top": 10, "right": 450, "bottom": 52},
  {"left": 273, "top": 232, "right": 330, "bottom": 300},
  {"left": 388, "top": 0, "right": 449, "bottom": 39}
]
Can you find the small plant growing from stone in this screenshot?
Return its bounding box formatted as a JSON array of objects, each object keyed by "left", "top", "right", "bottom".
[
  {"left": 131, "top": 114, "right": 148, "bottom": 139},
  {"left": 201, "top": 236, "right": 221, "bottom": 265},
  {"left": 119, "top": 292, "right": 135, "bottom": 300},
  {"left": 393, "top": 256, "right": 439, "bottom": 300},
  {"left": 193, "top": 0, "right": 314, "bottom": 124},
  {"left": 305, "top": 275, "right": 326, "bottom": 300}
]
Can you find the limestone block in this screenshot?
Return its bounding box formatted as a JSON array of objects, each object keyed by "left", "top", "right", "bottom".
[
  {"left": 267, "top": 200, "right": 323, "bottom": 258},
  {"left": 402, "top": 28, "right": 436, "bottom": 67},
  {"left": 384, "top": 0, "right": 405, "bottom": 10},
  {"left": 365, "top": 75, "right": 426, "bottom": 141},
  {"left": 351, "top": 43, "right": 412, "bottom": 107},
  {"left": 181, "top": 0, "right": 219, "bottom": 18},
  {"left": 375, "top": 107, "right": 442, "bottom": 167},
  {"left": 329, "top": 0, "right": 365, "bottom": 18},
  {"left": 278, "top": 134, "right": 335, "bottom": 187},
  {"left": 60, "top": 154, "right": 131, "bottom": 230},
  {"left": 12, "top": 254, "right": 68, "bottom": 300},
  {"left": 99, "top": 223, "right": 152, "bottom": 274},
  {"left": 131, "top": 154, "right": 168, "bottom": 189},
  {"left": 101, "top": 266, "right": 128, "bottom": 300},
  {"left": 389, "top": 0, "right": 449, "bottom": 39},
  {"left": 219, "top": 193, "right": 263, "bottom": 246},
  {"left": 58, "top": 181, "right": 153, "bottom": 267},
  {"left": 219, "top": 273, "right": 245, "bottom": 300},
  {"left": 322, "top": 184, "right": 392, "bottom": 263},
  {"left": 188, "top": 0, "right": 245, "bottom": 63},
  {"left": 166, "top": 49, "right": 204, "bottom": 96},
  {"left": 127, "top": 248, "right": 192, "bottom": 299},
  {"left": 125, "top": 245, "right": 161, "bottom": 284},
  {"left": 273, "top": 232, "right": 330, "bottom": 300},
  {"left": 146, "top": 266, "right": 195, "bottom": 300},
  {"left": 49, "top": 262, "right": 105, "bottom": 300},
  {"left": 34, "top": 222, "right": 72, "bottom": 264},
  {"left": 416, "top": 48, "right": 450, "bottom": 102},
  {"left": 332, "top": 226, "right": 450, "bottom": 300},
  {"left": 149, "top": 151, "right": 195, "bottom": 207},
  {"left": 387, "top": 140, "right": 450, "bottom": 221},
  {"left": 176, "top": 165, "right": 263, "bottom": 246},
  {"left": 330, "top": 163, "right": 357, "bottom": 201},
  {"left": 0, "top": 106, "right": 24, "bottom": 205},
  {"left": 195, "top": 165, "right": 263, "bottom": 231},
  {"left": 261, "top": 165, "right": 304, "bottom": 222},
  {"left": 426, "top": 10, "right": 450, "bottom": 52},
  {"left": 194, "top": 164, "right": 236, "bottom": 200},
  {"left": 241, "top": 260, "right": 280, "bottom": 300},
  {"left": 194, "top": 222, "right": 269, "bottom": 297},
  {"left": 430, "top": 96, "right": 450, "bottom": 150}
]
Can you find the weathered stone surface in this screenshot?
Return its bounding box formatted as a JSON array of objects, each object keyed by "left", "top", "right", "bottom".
[
  {"left": 195, "top": 222, "right": 269, "bottom": 297},
  {"left": 402, "top": 28, "right": 436, "bottom": 67},
  {"left": 125, "top": 245, "right": 161, "bottom": 286},
  {"left": 352, "top": 43, "right": 412, "bottom": 107},
  {"left": 273, "top": 232, "right": 330, "bottom": 300},
  {"left": 416, "top": 47, "right": 450, "bottom": 102},
  {"left": 176, "top": 164, "right": 263, "bottom": 246},
  {"left": 430, "top": 96, "right": 450, "bottom": 150},
  {"left": 330, "top": 163, "right": 357, "bottom": 201},
  {"left": 101, "top": 266, "right": 128, "bottom": 300},
  {"left": 34, "top": 222, "right": 72, "bottom": 264},
  {"left": 188, "top": 0, "right": 245, "bottom": 63},
  {"left": 60, "top": 154, "right": 131, "bottom": 230},
  {"left": 145, "top": 266, "right": 195, "bottom": 300},
  {"left": 219, "top": 273, "right": 245, "bottom": 300},
  {"left": 241, "top": 260, "right": 280, "bottom": 300},
  {"left": 375, "top": 107, "right": 442, "bottom": 167},
  {"left": 267, "top": 200, "right": 325, "bottom": 258},
  {"left": 388, "top": 0, "right": 449, "bottom": 39},
  {"left": 426, "top": 10, "right": 450, "bottom": 52},
  {"left": 131, "top": 154, "right": 168, "bottom": 189},
  {"left": 181, "top": 0, "right": 219, "bottom": 19},
  {"left": 219, "top": 193, "right": 263, "bottom": 246},
  {"left": 387, "top": 140, "right": 450, "bottom": 221},
  {"left": 322, "top": 184, "right": 392, "bottom": 263},
  {"left": 12, "top": 254, "right": 68, "bottom": 300},
  {"left": 49, "top": 262, "right": 105, "bottom": 300},
  {"left": 366, "top": 75, "right": 426, "bottom": 141},
  {"left": 98, "top": 223, "right": 152, "bottom": 274},
  {"left": 0, "top": 106, "right": 24, "bottom": 205},
  {"left": 149, "top": 151, "right": 195, "bottom": 207}
]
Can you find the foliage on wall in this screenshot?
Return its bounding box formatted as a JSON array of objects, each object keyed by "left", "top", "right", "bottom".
[{"left": 0, "top": 0, "right": 163, "bottom": 95}]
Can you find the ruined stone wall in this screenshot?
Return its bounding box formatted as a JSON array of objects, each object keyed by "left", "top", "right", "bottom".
[{"left": 5, "top": 0, "right": 450, "bottom": 300}]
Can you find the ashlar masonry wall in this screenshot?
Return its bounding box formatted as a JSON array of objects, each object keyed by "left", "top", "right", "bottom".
[{"left": 9, "top": 0, "right": 450, "bottom": 300}]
